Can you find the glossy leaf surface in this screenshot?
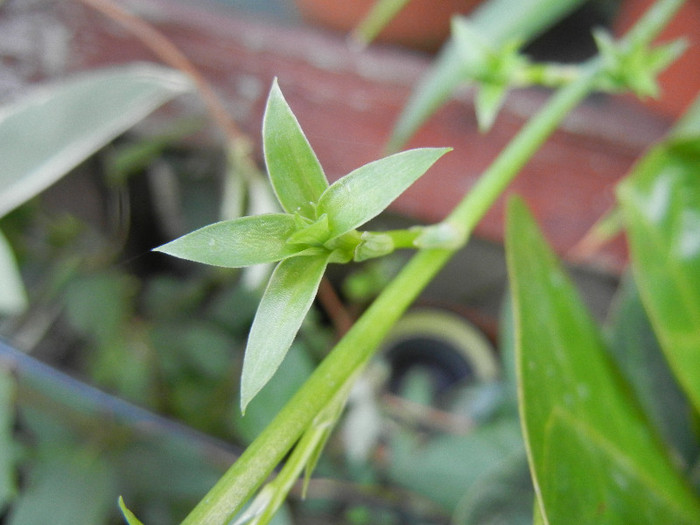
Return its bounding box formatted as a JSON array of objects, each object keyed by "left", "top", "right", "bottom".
[
  {"left": 241, "top": 254, "right": 329, "bottom": 411},
  {"left": 155, "top": 214, "right": 311, "bottom": 267},
  {"left": 317, "top": 147, "right": 450, "bottom": 237},
  {"left": 617, "top": 138, "right": 700, "bottom": 414},
  {"left": 506, "top": 198, "right": 700, "bottom": 524},
  {"left": 263, "top": 80, "right": 328, "bottom": 218},
  {"left": 0, "top": 64, "right": 190, "bottom": 218}
]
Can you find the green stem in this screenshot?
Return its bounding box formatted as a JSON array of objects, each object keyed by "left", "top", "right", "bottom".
[{"left": 182, "top": 1, "right": 685, "bottom": 522}]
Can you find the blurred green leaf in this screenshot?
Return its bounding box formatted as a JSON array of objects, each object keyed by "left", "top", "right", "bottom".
[
  {"left": 155, "top": 214, "right": 313, "bottom": 267},
  {"left": 506, "top": 197, "right": 700, "bottom": 524},
  {"left": 119, "top": 496, "right": 144, "bottom": 525},
  {"left": 317, "top": 148, "right": 450, "bottom": 238},
  {"left": 241, "top": 254, "right": 330, "bottom": 412},
  {"left": 617, "top": 136, "right": 700, "bottom": 414},
  {"left": 0, "top": 370, "right": 16, "bottom": 512},
  {"left": 605, "top": 274, "right": 698, "bottom": 467},
  {"left": 0, "top": 228, "right": 27, "bottom": 315},
  {"left": 351, "top": 0, "right": 411, "bottom": 46},
  {"left": 389, "top": 416, "right": 524, "bottom": 512},
  {"left": 263, "top": 79, "right": 328, "bottom": 218},
  {"left": 0, "top": 64, "right": 191, "bottom": 218},
  {"left": 7, "top": 449, "right": 116, "bottom": 525}
]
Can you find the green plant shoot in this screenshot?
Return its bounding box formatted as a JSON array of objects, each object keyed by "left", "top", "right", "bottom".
[{"left": 156, "top": 79, "right": 450, "bottom": 411}]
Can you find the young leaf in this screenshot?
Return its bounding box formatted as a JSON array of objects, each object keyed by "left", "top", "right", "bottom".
[
  {"left": 241, "top": 254, "right": 330, "bottom": 411},
  {"left": 617, "top": 137, "right": 700, "bottom": 414},
  {"left": 155, "top": 214, "right": 310, "bottom": 267},
  {"left": 317, "top": 147, "right": 450, "bottom": 238},
  {"left": 506, "top": 197, "right": 700, "bottom": 524},
  {"left": 0, "top": 64, "right": 191, "bottom": 218},
  {"left": 263, "top": 80, "right": 328, "bottom": 218}
]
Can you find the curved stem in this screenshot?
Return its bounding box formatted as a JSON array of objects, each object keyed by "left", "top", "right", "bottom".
[{"left": 183, "top": 1, "right": 685, "bottom": 522}]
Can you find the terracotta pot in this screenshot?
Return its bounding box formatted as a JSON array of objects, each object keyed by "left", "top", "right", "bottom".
[
  {"left": 614, "top": 0, "right": 700, "bottom": 117},
  {"left": 295, "top": 0, "right": 482, "bottom": 52}
]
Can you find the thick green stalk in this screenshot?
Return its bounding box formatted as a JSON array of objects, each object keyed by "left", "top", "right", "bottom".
[{"left": 182, "top": 1, "right": 685, "bottom": 522}]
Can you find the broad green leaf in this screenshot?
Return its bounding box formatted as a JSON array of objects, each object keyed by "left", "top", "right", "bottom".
[
  {"left": 506, "top": 197, "right": 700, "bottom": 525},
  {"left": 241, "top": 254, "right": 330, "bottom": 411},
  {"left": 118, "top": 497, "right": 144, "bottom": 525},
  {"left": 0, "top": 370, "right": 16, "bottom": 512},
  {"left": 617, "top": 137, "right": 700, "bottom": 413},
  {"left": 0, "top": 229, "right": 27, "bottom": 315},
  {"left": 263, "top": 80, "right": 328, "bottom": 218},
  {"left": 155, "top": 214, "right": 312, "bottom": 267},
  {"left": 0, "top": 64, "right": 191, "bottom": 218},
  {"left": 317, "top": 147, "right": 450, "bottom": 237}
]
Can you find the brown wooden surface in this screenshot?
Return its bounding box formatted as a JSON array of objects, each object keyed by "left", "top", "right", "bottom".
[{"left": 2, "top": 0, "right": 674, "bottom": 274}]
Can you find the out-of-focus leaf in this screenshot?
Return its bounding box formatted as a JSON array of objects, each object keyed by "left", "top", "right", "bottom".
[
  {"left": 506, "top": 197, "right": 700, "bottom": 524},
  {"left": 155, "top": 214, "right": 313, "bottom": 267},
  {"left": 0, "top": 229, "right": 27, "bottom": 315},
  {"left": 241, "top": 254, "right": 330, "bottom": 412},
  {"left": 351, "top": 0, "right": 411, "bottom": 46},
  {"left": 605, "top": 274, "right": 697, "bottom": 467},
  {"left": 388, "top": 0, "right": 585, "bottom": 150},
  {"left": 0, "top": 64, "right": 191, "bottom": 218},
  {"left": 453, "top": 450, "right": 532, "bottom": 525},
  {"left": 263, "top": 79, "right": 328, "bottom": 218},
  {"left": 0, "top": 370, "right": 16, "bottom": 512},
  {"left": 618, "top": 136, "right": 700, "bottom": 414},
  {"left": 7, "top": 449, "right": 116, "bottom": 525},
  {"left": 388, "top": 416, "right": 524, "bottom": 512},
  {"left": 118, "top": 496, "right": 144, "bottom": 525},
  {"left": 317, "top": 148, "right": 450, "bottom": 237}
]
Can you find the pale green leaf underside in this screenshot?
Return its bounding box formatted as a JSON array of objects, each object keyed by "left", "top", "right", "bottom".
[
  {"left": 506, "top": 197, "right": 700, "bottom": 524},
  {"left": 241, "top": 254, "right": 330, "bottom": 411},
  {"left": 318, "top": 147, "right": 450, "bottom": 237},
  {"left": 155, "top": 214, "right": 310, "bottom": 268},
  {"left": 263, "top": 79, "right": 328, "bottom": 218},
  {"left": 0, "top": 228, "right": 28, "bottom": 315},
  {"left": 0, "top": 64, "right": 191, "bottom": 219},
  {"left": 617, "top": 138, "right": 700, "bottom": 414}
]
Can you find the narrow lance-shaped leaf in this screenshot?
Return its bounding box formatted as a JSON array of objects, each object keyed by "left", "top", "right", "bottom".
[
  {"left": 506, "top": 197, "right": 700, "bottom": 524},
  {"left": 118, "top": 496, "right": 145, "bottom": 525},
  {"left": 241, "top": 254, "right": 330, "bottom": 412},
  {"left": 154, "top": 214, "right": 313, "bottom": 267},
  {"left": 263, "top": 79, "right": 329, "bottom": 218},
  {"left": 617, "top": 136, "right": 700, "bottom": 414},
  {"left": 317, "top": 147, "right": 450, "bottom": 238}
]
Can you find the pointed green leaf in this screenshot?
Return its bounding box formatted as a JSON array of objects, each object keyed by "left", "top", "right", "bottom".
[
  {"left": 0, "top": 64, "right": 191, "bottom": 218},
  {"left": 475, "top": 83, "right": 508, "bottom": 132},
  {"left": 118, "top": 496, "right": 144, "bottom": 525},
  {"left": 241, "top": 254, "right": 330, "bottom": 411},
  {"left": 0, "top": 229, "right": 28, "bottom": 315},
  {"left": 506, "top": 197, "right": 700, "bottom": 525},
  {"left": 263, "top": 80, "right": 328, "bottom": 218},
  {"left": 155, "top": 214, "right": 311, "bottom": 267},
  {"left": 317, "top": 147, "right": 450, "bottom": 237},
  {"left": 617, "top": 137, "right": 700, "bottom": 414}
]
